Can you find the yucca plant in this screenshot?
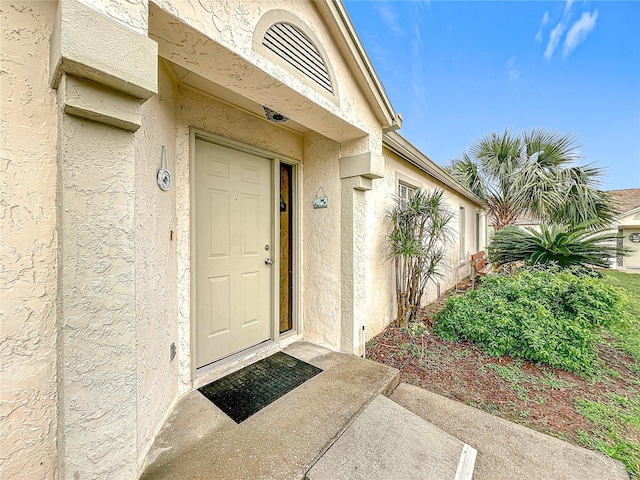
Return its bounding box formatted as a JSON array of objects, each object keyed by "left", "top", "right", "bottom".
[
  {"left": 488, "top": 222, "right": 628, "bottom": 269},
  {"left": 386, "top": 188, "right": 453, "bottom": 327}
]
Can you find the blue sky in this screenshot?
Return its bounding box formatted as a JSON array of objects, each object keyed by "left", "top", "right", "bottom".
[{"left": 344, "top": 0, "right": 640, "bottom": 191}]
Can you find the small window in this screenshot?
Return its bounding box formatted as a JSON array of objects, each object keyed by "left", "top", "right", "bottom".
[
  {"left": 475, "top": 212, "right": 480, "bottom": 252},
  {"left": 459, "top": 206, "right": 466, "bottom": 262},
  {"left": 398, "top": 181, "right": 416, "bottom": 200}
]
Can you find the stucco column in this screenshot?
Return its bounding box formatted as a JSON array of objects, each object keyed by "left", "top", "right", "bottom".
[
  {"left": 50, "top": 1, "right": 157, "bottom": 478},
  {"left": 340, "top": 176, "right": 371, "bottom": 355},
  {"left": 339, "top": 151, "right": 384, "bottom": 355}
]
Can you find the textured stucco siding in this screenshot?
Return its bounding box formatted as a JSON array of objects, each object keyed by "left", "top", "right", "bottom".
[
  {"left": 0, "top": 2, "right": 59, "bottom": 479},
  {"left": 301, "top": 132, "right": 342, "bottom": 349},
  {"left": 151, "top": 0, "right": 372, "bottom": 137},
  {"left": 76, "top": 0, "right": 149, "bottom": 35},
  {"left": 134, "top": 61, "right": 180, "bottom": 469},
  {"left": 619, "top": 211, "right": 640, "bottom": 227},
  {"left": 58, "top": 113, "right": 138, "bottom": 479},
  {"left": 365, "top": 149, "right": 485, "bottom": 338}
]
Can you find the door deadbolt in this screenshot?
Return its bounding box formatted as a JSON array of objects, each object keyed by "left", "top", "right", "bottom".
[{"left": 265, "top": 244, "right": 271, "bottom": 251}]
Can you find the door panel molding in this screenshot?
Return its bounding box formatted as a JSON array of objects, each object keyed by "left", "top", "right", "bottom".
[{"left": 190, "top": 129, "right": 302, "bottom": 377}]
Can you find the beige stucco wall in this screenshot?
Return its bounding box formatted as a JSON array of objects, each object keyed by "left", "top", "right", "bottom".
[
  {"left": 301, "top": 132, "right": 342, "bottom": 349},
  {"left": 75, "top": 0, "right": 149, "bottom": 35},
  {"left": 134, "top": 60, "right": 180, "bottom": 468},
  {"left": 618, "top": 210, "right": 640, "bottom": 268},
  {"left": 58, "top": 98, "right": 139, "bottom": 480},
  {"left": 0, "top": 2, "right": 59, "bottom": 478},
  {"left": 365, "top": 148, "right": 485, "bottom": 338},
  {"left": 1, "top": 0, "right": 408, "bottom": 475},
  {"left": 150, "top": 0, "right": 382, "bottom": 155},
  {"left": 147, "top": 0, "right": 389, "bottom": 362}
]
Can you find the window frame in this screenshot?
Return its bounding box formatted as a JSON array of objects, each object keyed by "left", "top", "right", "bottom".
[
  {"left": 459, "top": 205, "right": 466, "bottom": 265},
  {"left": 395, "top": 172, "right": 421, "bottom": 200}
]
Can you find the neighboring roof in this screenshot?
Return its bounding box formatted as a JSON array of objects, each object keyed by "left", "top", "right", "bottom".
[
  {"left": 608, "top": 188, "right": 640, "bottom": 215},
  {"left": 314, "top": 1, "right": 402, "bottom": 131},
  {"left": 383, "top": 131, "right": 485, "bottom": 207}
]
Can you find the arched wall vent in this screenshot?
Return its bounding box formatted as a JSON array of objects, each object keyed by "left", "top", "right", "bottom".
[{"left": 262, "top": 22, "right": 333, "bottom": 94}]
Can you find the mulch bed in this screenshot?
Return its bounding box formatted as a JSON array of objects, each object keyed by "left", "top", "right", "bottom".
[{"left": 365, "top": 279, "right": 639, "bottom": 445}]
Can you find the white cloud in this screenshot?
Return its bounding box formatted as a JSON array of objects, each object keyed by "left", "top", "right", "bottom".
[
  {"left": 563, "top": 10, "right": 599, "bottom": 58},
  {"left": 564, "top": 0, "right": 575, "bottom": 16},
  {"left": 544, "top": 22, "right": 565, "bottom": 60},
  {"left": 412, "top": 23, "right": 424, "bottom": 55},
  {"left": 507, "top": 56, "right": 520, "bottom": 80},
  {"left": 535, "top": 12, "right": 550, "bottom": 43},
  {"left": 413, "top": 0, "right": 431, "bottom": 18},
  {"left": 375, "top": 3, "right": 404, "bottom": 37},
  {"left": 412, "top": 78, "right": 428, "bottom": 107},
  {"left": 410, "top": 25, "right": 429, "bottom": 111}
]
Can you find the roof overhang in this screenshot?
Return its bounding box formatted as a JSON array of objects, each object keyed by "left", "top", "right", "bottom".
[
  {"left": 314, "top": 0, "right": 402, "bottom": 132},
  {"left": 615, "top": 205, "right": 640, "bottom": 222},
  {"left": 383, "top": 131, "right": 486, "bottom": 207},
  {"left": 149, "top": 3, "right": 370, "bottom": 144}
]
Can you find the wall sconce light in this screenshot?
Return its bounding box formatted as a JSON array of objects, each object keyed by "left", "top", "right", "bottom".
[{"left": 313, "top": 187, "right": 328, "bottom": 209}]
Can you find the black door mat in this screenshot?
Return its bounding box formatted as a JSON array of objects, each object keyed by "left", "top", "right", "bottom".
[{"left": 198, "top": 352, "right": 322, "bottom": 423}]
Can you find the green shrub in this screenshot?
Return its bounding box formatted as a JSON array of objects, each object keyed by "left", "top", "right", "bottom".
[
  {"left": 488, "top": 222, "right": 627, "bottom": 269},
  {"left": 434, "top": 268, "right": 627, "bottom": 373}
]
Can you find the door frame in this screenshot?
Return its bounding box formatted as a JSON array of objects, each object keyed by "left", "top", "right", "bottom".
[{"left": 189, "top": 128, "right": 302, "bottom": 378}]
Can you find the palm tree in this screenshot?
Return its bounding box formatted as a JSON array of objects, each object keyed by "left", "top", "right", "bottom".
[{"left": 447, "top": 129, "right": 615, "bottom": 230}]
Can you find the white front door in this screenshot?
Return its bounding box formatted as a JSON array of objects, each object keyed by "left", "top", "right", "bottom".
[{"left": 195, "top": 138, "right": 272, "bottom": 368}]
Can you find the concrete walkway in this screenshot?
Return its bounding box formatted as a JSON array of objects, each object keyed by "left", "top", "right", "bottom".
[
  {"left": 140, "top": 342, "right": 629, "bottom": 480},
  {"left": 306, "top": 393, "right": 476, "bottom": 480},
  {"left": 391, "top": 383, "right": 629, "bottom": 480}
]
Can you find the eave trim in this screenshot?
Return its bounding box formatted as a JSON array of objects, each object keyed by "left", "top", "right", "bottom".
[
  {"left": 383, "top": 131, "right": 486, "bottom": 207},
  {"left": 316, "top": 0, "right": 401, "bottom": 130}
]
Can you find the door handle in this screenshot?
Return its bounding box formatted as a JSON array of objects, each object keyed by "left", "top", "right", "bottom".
[{"left": 265, "top": 258, "right": 273, "bottom": 265}]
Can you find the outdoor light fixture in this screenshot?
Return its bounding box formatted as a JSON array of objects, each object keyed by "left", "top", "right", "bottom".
[{"left": 263, "top": 106, "right": 289, "bottom": 123}]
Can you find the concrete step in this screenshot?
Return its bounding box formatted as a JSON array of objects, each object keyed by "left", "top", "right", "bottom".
[
  {"left": 140, "top": 342, "right": 400, "bottom": 480},
  {"left": 306, "top": 394, "right": 477, "bottom": 480}
]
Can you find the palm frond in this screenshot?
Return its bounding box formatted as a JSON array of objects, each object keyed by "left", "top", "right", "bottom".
[
  {"left": 451, "top": 128, "right": 612, "bottom": 230},
  {"left": 489, "top": 222, "right": 629, "bottom": 269}
]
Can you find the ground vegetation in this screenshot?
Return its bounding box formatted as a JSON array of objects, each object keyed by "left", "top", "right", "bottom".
[
  {"left": 488, "top": 222, "right": 628, "bottom": 269},
  {"left": 367, "top": 270, "right": 640, "bottom": 478}
]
